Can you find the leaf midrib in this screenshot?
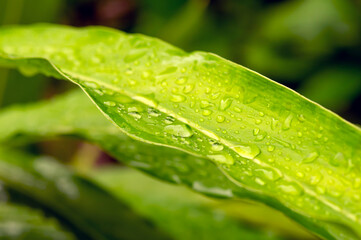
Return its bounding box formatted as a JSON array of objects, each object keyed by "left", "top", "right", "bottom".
[{"left": 54, "top": 67, "right": 358, "bottom": 226}]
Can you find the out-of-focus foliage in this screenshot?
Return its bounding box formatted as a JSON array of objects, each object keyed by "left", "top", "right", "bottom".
[{"left": 0, "top": 0, "right": 65, "bottom": 107}]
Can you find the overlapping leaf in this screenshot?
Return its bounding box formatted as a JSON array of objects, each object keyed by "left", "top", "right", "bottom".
[
  {"left": 0, "top": 89, "right": 316, "bottom": 239},
  {"left": 0, "top": 146, "right": 170, "bottom": 240},
  {"left": 0, "top": 24, "right": 360, "bottom": 239},
  {"left": 0, "top": 203, "right": 75, "bottom": 240},
  {"left": 93, "top": 167, "right": 285, "bottom": 240}
]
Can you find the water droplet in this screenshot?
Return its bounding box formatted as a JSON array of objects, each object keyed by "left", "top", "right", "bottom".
[
  {"left": 232, "top": 144, "right": 260, "bottom": 159},
  {"left": 200, "top": 100, "right": 211, "bottom": 108},
  {"left": 255, "top": 119, "right": 262, "bottom": 124},
  {"left": 175, "top": 77, "right": 187, "bottom": 85},
  {"left": 234, "top": 107, "right": 241, "bottom": 113},
  {"left": 202, "top": 109, "right": 213, "bottom": 116},
  {"left": 283, "top": 114, "right": 293, "bottom": 130},
  {"left": 309, "top": 173, "right": 322, "bottom": 185},
  {"left": 211, "top": 142, "right": 224, "bottom": 152},
  {"left": 298, "top": 114, "right": 305, "bottom": 122},
  {"left": 207, "top": 154, "right": 234, "bottom": 165},
  {"left": 210, "top": 92, "right": 220, "bottom": 100},
  {"left": 164, "top": 116, "right": 175, "bottom": 124},
  {"left": 83, "top": 81, "right": 99, "bottom": 88},
  {"left": 303, "top": 152, "right": 319, "bottom": 163},
  {"left": 255, "top": 134, "right": 266, "bottom": 141},
  {"left": 297, "top": 132, "right": 303, "bottom": 137},
  {"left": 148, "top": 107, "right": 161, "bottom": 117},
  {"left": 255, "top": 178, "right": 266, "bottom": 185},
  {"left": 104, "top": 101, "right": 116, "bottom": 107},
  {"left": 141, "top": 70, "right": 152, "bottom": 79},
  {"left": 216, "top": 115, "right": 225, "bottom": 123},
  {"left": 220, "top": 98, "right": 233, "bottom": 111},
  {"left": 259, "top": 112, "right": 265, "bottom": 117},
  {"left": 255, "top": 168, "right": 282, "bottom": 181},
  {"left": 296, "top": 172, "right": 304, "bottom": 178},
  {"left": 183, "top": 84, "right": 194, "bottom": 93},
  {"left": 253, "top": 128, "right": 260, "bottom": 136},
  {"left": 267, "top": 145, "right": 275, "bottom": 152},
  {"left": 192, "top": 181, "right": 233, "bottom": 197},
  {"left": 278, "top": 183, "right": 303, "bottom": 195},
  {"left": 164, "top": 124, "right": 193, "bottom": 137},
  {"left": 128, "top": 107, "right": 141, "bottom": 120},
  {"left": 171, "top": 94, "right": 186, "bottom": 103},
  {"left": 271, "top": 118, "right": 279, "bottom": 130},
  {"left": 316, "top": 186, "right": 325, "bottom": 194},
  {"left": 330, "top": 152, "right": 344, "bottom": 166}
]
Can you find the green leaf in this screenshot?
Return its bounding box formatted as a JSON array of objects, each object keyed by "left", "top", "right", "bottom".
[
  {"left": 0, "top": 146, "right": 171, "bottom": 240},
  {"left": 0, "top": 24, "right": 360, "bottom": 239},
  {"left": 93, "top": 167, "right": 284, "bottom": 240},
  {"left": 0, "top": 203, "right": 75, "bottom": 240},
  {"left": 0, "top": 89, "right": 319, "bottom": 238}
]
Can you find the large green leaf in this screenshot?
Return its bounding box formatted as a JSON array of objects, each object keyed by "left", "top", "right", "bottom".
[
  {"left": 0, "top": 146, "right": 171, "bottom": 240},
  {"left": 0, "top": 203, "right": 75, "bottom": 240},
  {"left": 0, "top": 24, "right": 360, "bottom": 239},
  {"left": 0, "top": 90, "right": 315, "bottom": 239}
]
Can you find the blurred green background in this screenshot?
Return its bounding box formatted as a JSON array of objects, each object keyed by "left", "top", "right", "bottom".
[
  {"left": 0, "top": 0, "right": 360, "bottom": 123},
  {"left": 0, "top": 1, "right": 360, "bottom": 239}
]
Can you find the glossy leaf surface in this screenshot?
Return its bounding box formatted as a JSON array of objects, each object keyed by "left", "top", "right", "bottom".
[
  {"left": 0, "top": 89, "right": 316, "bottom": 239},
  {"left": 0, "top": 203, "right": 75, "bottom": 240},
  {"left": 0, "top": 24, "right": 361, "bottom": 239}
]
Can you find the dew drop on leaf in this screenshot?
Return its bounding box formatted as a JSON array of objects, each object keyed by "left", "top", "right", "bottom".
[
  {"left": 278, "top": 183, "right": 303, "bottom": 196},
  {"left": 309, "top": 173, "right": 323, "bottom": 185},
  {"left": 271, "top": 118, "right": 279, "bottom": 130},
  {"left": 219, "top": 97, "right": 233, "bottom": 111},
  {"left": 183, "top": 84, "right": 194, "bottom": 93},
  {"left": 202, "top": 109, "right": 213, "bottom": 116},
  {"left": 211, "top": 142, "right": 224, "bottom": 152},
  {"left": 207, "top": 154, "right": 234, "bottom": 165},
  {"left": 255, "top": 168, "right": 282, "bottom": 181},
  {"left": 267, "top": 145, "right": 275, "bottom": 152},
  {"left": 171, "top": 94, "right": 186, "bottom": 103},
  {"left": 330, "top": 152, "right": 344, "bottom": 166},
  {"left": 303, "top": 152, "right": 319, "bottom": 163},
  {"left": 233, "top": 107, "right": 241, "bottom": 113},
  {"left": 283, "top": 114, "right": 294, "bottom": 130},
  {"left": 200, "top": 100, "right": 211, "bottom": 108},
  {"left": 127, "top": 107, "right": 142, "bottom": 120},
  {"left": 164, "top": 116, "right": 175, "bottom": 124},
  {"left": 216, "top": 115, "right": 225, "bottom": 123},
  {"left": 147, "top": 107, "right": 161, "bottom": 117},
  {"left": 104, "top": 101, "right": 116, "bottom": 107},
  {"left": 175, "top": 77, "right": 187, "bottom": 85},
  {"left": 231, "top": 144, "right": 261, "bottom": 159},
  {"left": 164, "top": 124, "right": 193, "bottom": 137},
  {"left": 255, "top": 177, "right": 266, "bottom": 186}
]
